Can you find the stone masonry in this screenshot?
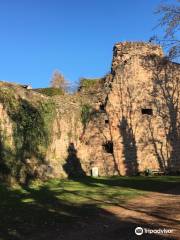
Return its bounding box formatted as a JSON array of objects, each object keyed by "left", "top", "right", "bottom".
[{"left": 0, "top": 42, "right": 180, "bottom": 183}]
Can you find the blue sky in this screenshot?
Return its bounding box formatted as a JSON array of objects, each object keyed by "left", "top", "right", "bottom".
[{"left": 0, "top": 0, "right": 175, "bottom": 88}]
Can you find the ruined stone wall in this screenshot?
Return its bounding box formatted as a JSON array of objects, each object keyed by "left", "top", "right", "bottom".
[
  {"left": 0, "top": 42, "right": 180, "bottom": 183},
  {"left": 0, "top": 81, "right": 112, "bottom": 183},
  {"left": 106, "top": 42, "right": 180, "bottom": 175}
]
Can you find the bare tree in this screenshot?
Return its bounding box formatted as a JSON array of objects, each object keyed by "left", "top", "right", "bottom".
[
  {"left": 153, "top": 0, "right": 180, "bottom": 60},
  {"left": 50, "top": 70, "right": 69, "bottom": 92}
]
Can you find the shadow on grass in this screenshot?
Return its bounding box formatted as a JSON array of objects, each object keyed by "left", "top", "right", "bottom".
[
  {"left": 0, "top": 182, "right": 178, "bottom": 240},
  {"left": 73, "top": 176, "right": 180, "bottom": 195}
]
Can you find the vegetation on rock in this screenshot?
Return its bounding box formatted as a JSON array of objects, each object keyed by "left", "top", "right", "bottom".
[
  {"left": 81, "top": 104, "right": 92, "bottom": 128},
  {"left": 79, "top": 77, "right": 104, "bottom": 90},
  {"left": 0, "top": 87, "right": 56, "bottom": 181},
  {"left": 34, "top": 87, "right": 64, "bottom": 96}
]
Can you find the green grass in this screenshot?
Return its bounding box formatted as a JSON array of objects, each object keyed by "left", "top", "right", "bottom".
[
  {"left": 34, "top": 88, "right": 64, "bottom": 96},
  {"left": 0, "top": 176, "right": 180, "bottom": 239}
]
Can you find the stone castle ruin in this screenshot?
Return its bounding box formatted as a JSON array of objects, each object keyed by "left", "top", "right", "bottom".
[{"left": 0, "top": 42, "right": 180, "bottom": 183}]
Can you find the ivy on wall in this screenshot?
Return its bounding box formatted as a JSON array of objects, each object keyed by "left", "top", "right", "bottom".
[
  {"left": 0, "top": 88, "right": 56, "bottom": 181},
  {"left": 81, "top": 104, "right": 92, "bottom": 128}
]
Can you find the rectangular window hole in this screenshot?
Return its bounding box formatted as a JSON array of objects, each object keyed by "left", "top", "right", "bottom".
[{"left": 141, "top": 108, "right": 153, "bottom": 115}]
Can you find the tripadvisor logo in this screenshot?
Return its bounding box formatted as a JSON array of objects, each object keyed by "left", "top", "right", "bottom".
[
  {"left": 135, "top": 227, "right": 143, "bottom": 235},
  {"left": 135, "top": 226, "right": 173, "bottom": 236}
]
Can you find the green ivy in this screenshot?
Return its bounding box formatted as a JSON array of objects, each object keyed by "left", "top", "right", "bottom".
[
  {"left": 0, "top": 88, "right": 56, "bottom": 180},
  {"left": 81, "top": 104, "right": 92, "bottom": 127}
]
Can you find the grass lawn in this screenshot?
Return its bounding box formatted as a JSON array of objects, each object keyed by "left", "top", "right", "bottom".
[{"left": 0, "top": 176, "right": 180, "bottom": 239}]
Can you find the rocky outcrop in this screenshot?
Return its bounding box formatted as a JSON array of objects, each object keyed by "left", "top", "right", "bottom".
[{"left": 0, "top": 41, "right": 180, "bottom": 184}]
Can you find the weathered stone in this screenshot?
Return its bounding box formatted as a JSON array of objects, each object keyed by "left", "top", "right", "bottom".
[{"left": 0, "top": 42, "right": 180, "bottom": 183}]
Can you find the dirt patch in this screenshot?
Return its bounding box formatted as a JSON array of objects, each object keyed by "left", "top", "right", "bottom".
[
  {"left": 106, "top": 186, "right": 180, "bottom": 240},
  {"left": 29, "top": 187, "right": 180, "bottom": 240}
]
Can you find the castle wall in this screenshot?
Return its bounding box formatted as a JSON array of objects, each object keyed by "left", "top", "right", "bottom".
[
  {"left": 0, "top": 42, "right": 180, "bottom": 184},
  {"left": 106, "top": 42, "right": 180, "bottom": 175}
]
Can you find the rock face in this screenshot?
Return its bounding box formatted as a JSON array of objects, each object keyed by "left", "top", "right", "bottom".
[{"left": 0, "top": 41, "right": 180, "bottom": 183}]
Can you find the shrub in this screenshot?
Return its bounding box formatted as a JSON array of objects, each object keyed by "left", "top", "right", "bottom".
[
  {"left": 34, "top": 88, "right": 64, "bottom": 97},
  {"left": 79, "top": 78, "right": 104, "bottom": 89},
  {"left": 81, "top": 104, "right": 92, "bottom": 127}
]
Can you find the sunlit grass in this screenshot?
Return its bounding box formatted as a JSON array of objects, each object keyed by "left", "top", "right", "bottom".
[
  {"left": 20, "top": 175, "right": 180, "bottom": 206},
  {"left": 0, "top": 176, "right": 180, "bottom": 239}
]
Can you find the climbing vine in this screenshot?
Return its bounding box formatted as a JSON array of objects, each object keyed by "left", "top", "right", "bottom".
[
  {"left": 81, "top": 104, "right": 92, "bottom": 128},
  {"left": 0, "top": 88, "right": 56, "bottom": 180}
]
